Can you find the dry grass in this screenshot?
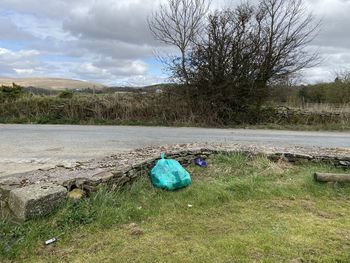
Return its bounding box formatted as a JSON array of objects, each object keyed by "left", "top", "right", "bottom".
[
  {"left": 0, "top": 91, "right": 349, "bottom": 130},
  {"left": 289, "top": 103, "right": 350, "bottom": 114}
]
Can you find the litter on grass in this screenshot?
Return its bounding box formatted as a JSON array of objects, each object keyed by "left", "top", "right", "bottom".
[
  {"left": 195, "top": 158, "right": 208, "bottom": 167},
  {"left": 44, "top": 238, "right": 57, "bottom": 245},
  {"left": 150, "top": 153, "right": 192, "bottom": 191}
]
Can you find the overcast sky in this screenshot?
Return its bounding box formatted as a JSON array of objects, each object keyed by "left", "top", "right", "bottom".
[{"left": 0, "top": 0, "right": 350, "bottom": 86}]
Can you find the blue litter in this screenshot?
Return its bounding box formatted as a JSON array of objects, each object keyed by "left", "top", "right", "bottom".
[
  {"left": 150, "top": 153, "right": 192, "bottom": 191},
  {"left": 195, "top": 158, "right": 208, "bottom": 167}
]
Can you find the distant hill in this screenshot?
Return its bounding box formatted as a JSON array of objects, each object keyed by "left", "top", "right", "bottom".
[{"left": 0, "top": 77, "right": 105, "bottom": 90}]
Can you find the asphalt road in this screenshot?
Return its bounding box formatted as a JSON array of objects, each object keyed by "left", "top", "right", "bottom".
[{"left": 1, "top": 124, "right": 349, "bottom": 176}]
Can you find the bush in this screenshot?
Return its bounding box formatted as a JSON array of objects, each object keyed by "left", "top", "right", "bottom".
[
  {"left": 58, "top": 90, "right": 74, "bottom": 99},
  {"left": 299, "top": 82, "right": 350, "bottom": 104},
  {"left": 0, "top": 92, "right": 348, "bottom": 129},
  {"left": 0, "top": 83, "right": 25, "bottom": 102}
]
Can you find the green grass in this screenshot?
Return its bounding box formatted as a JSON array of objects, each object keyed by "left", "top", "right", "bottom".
[
  {"left": 1, "top": 153, "right": 350, "bottom": 262},
  {"left": 237, "top": 123, "right": 350, "bottom": 131}
]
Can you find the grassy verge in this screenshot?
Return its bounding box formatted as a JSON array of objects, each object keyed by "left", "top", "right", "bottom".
[
  {"left": 236, "top": 123, "right": 350, "bottom": 131},
  {"left": 1, "top": 118, "right": 349, "bottom": 131},
  {"left": 1, "top": 153, "right": 350, "bottom": 262}
]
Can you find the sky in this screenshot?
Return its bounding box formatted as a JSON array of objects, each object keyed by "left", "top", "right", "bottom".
[{"left": 0, "top": 0, "right": 350, "bottom": 86}]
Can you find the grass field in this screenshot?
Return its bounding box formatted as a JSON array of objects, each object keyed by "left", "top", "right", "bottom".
[{"left": 1, "top": 153, "right": 350, "bottom": 262}]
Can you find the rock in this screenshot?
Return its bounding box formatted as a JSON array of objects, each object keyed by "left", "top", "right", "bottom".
[
  {"left": 339, "top": 160, "right": 350, "bottom": 167},
  {"left": 0, "top": 184, "right": 19, "bottom": 202},
  {"left": 67, "top": 188, "right": 85, "bottom": 200},
  {"left": 0, "top": 201, "right": 12, "bottom": 219},
  {"left": 8, "top": 183, "right": 67, "bottom": 221}
]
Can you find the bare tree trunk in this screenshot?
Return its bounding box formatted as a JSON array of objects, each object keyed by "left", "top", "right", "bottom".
[{"left": 181, "top": 50, "right": 189, "bottom": 84}]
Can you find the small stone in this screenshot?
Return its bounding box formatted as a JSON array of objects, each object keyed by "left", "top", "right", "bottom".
[
  {"left": 67, "top": 188, "right": 85, "bottom": 200},
  {"left": 339, "top": 161, "right": 350, "bottom": 167}
]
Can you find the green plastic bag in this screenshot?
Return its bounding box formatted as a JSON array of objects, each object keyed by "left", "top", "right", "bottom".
[{"left": 150, "top": 153, "right": 192, "bottom": 191}]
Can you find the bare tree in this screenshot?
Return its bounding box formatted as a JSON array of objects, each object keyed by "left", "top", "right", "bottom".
[
  {"left": 183, "top": 0, "right": 320, "bottom": 110},
  {"left": 254, "top": 0, "right": 320, "bottom": 104},
  {"left": 334, "top": 69, "right": 350, "bottom": 83},
  {"left": 148, "top": 0, "right": 210, "bottom": 84}
]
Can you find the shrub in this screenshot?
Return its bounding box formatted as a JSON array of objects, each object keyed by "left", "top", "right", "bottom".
[
  {"left": 0, "top": 83, "right": 25, "bottom": 102},
  {"left": 58, "top": 90, "right": 74, "bottom": 99},
  {"left": 299, "top": 82, "right": 350, "bottom": 104}
]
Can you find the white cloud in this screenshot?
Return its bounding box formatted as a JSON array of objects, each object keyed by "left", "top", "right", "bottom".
[
  {"left": 14, "top": 68, "right": 34, "bottom": 75},
  {"left": 0, "top": 0, "right": 350, "bottom": 85},
  {"left": 0, "top": 47, "right": 42, "bottom": 76},
  {"left": 0, "top": 47, "right": 40, "bottom": 63},
  {"left": 0, "top": 0, "right": 165, "bottom": 85},
  {"left": 63, "top": 0, "right": 159, "bottom": 45}
]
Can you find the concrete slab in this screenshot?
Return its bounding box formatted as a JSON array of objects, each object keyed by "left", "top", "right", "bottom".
[{"left": 8, "top": 183, "right": 67, "bottom": 221}]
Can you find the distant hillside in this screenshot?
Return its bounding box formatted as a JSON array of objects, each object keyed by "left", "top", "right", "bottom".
[{"left": 0, "top": 77, "right": 105, "bottom": 90}]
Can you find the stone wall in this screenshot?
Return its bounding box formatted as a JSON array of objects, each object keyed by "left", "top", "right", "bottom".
[
  {"left": 73, "top": 149, "right": 350, "bottom": 193},
  {"left": 1, "top": 148, "right": 349, "bottom": 221}
]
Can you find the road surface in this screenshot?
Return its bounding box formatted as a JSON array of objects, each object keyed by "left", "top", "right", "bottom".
[{"left": 1, "top": 124, "right": 349, "bottom": 176}]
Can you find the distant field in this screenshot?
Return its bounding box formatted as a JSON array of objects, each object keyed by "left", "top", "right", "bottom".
[{"left": 0, "top": 77, "right": 105, "bottom": 90}]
